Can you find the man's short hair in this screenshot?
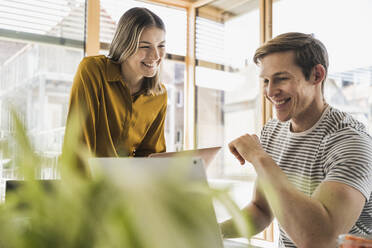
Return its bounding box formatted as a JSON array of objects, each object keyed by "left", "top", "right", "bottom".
[{"left": 253, "top": 32, "right": 329, "bottom": 94}]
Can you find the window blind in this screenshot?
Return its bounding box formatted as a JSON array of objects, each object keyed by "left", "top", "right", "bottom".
[
  {"left": 100, "top": 0, "right": 187, "bottom": 56},
  {"left": 0, "top": 0, "right": 85, "bottom": 41},
  {"left": 195, "top": 16, "right": 225, "bottom": 65}
]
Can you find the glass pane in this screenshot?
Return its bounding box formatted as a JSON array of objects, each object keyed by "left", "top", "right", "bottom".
[
  {"left": 273, "top": 0, "right": 372, "bottom": 134},
  {"left": 161, "top": 60, "right": 185, "bottom": 152},
  {"left": 100, "top": 0, "right": 187, "bottom": 56},
  {"left": 0, "top": 0, "right": 85, "bottom": 189},
  {"left": 99, "top": 1, "right": 186, "bottom": 152},
  {"left": 0, "top": 40, "right": 84, "bottom": 194},
  {"left": 196, "top": 0, "right": 261, "bottom": 178},
  {"left": 0, "top": 0, "right": 85, "bottom": 41}
]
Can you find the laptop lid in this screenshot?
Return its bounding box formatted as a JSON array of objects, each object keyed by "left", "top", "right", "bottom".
[
  {"left": 148, "top": 146, "right": 222, "bottom": 169},
  {"left": 88, "top": 157, "right": 224, "bottom": 248}
]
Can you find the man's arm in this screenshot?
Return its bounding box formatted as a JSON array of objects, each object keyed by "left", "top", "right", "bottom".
[
  {"left": 229, "top": 134, "right": 366, "bottom": 248},
  {"left": 220, "top": 181, "right": 274, "bottom": 238}
]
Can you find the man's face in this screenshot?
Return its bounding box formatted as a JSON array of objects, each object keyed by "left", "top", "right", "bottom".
[
  {"left": 125, "top": 26, "right": 166, "bottom": 79},
  {"left": 259, "top": 51, "right": 318, "bottom": 124}
]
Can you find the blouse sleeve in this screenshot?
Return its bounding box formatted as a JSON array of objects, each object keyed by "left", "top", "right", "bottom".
[{"left": 63, "top": 57, "right": 101, "bottom": 156}]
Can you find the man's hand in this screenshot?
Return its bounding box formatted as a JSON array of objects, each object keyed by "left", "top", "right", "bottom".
[{"left": 228, "top": 134, "right": 266, "bottom": 165}]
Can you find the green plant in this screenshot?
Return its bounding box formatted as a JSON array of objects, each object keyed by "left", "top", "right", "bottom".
[{"left": 0, "top": 110, "right": 254, "bottom": 247}]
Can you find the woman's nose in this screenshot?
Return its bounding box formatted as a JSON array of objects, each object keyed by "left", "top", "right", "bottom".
[{"left": 148, "top": 47, "right": 160, "bottom": 60}]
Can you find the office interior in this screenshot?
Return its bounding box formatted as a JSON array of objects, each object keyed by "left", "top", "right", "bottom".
[{"left": 0, "top": 0, "right": 371, "bottom": 246}]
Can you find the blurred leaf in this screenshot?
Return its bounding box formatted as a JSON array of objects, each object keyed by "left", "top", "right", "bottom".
[{"left": 0, "top": 108, "right": 255, "bottom": 248}]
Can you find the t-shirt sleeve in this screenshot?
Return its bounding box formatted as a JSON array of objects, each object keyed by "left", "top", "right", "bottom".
[{"left": 323, "top": 128, "right": 372, "bottom": 200}]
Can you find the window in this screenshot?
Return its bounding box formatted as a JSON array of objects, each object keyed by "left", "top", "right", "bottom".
[
  {"left": 273, "top": 0, "right": 372, "bottom": 134},
  {"left": 0, "top": 1, "right": 86, "bottom": 197},
  {"left": 161, "top": 60, "right": 186, "bottom": 152},
  {"left": 175, "top": 129, "right": 183, "bottom": 151},
  {"left": 195, "top": 1, "right": 278, "bottom": 246},
  {"left": 195, "top": 1, "right": 261, "bottom": 179},
  {"left": 99, "top": 0, "right": 187, "bottom": 152},
  {"left": 100, "top": 0, "right": 187, "bottom": 56},
  {"left": 176, "top": 90, "right": 183, "bottom": 107}
]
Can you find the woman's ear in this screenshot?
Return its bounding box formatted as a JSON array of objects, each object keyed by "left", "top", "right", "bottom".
[{"left": 313, "top": 64, "right": 326, "bottom": 85}]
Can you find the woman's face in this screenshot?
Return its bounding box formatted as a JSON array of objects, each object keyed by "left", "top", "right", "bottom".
[{"left": 124, "top": 27, "right": 166, "bottom": 80}]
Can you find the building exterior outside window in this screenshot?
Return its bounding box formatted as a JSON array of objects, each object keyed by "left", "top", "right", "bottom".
[
  {"left": 0, "top": 0, "right": 187, "bottom": 188},
  {"left": 273, "top": 0, "right": 372, "bottom": 135},
  {"left": 195, "top": 1, "right": 261, "bottom": 179}
]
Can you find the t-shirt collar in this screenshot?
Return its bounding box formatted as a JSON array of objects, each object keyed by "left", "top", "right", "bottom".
[{"left": 289, "top": 105, "right": 331, "bottom": 136}]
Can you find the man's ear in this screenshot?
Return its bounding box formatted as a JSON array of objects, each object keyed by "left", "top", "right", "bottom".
[{"left": 313, "top": 64, "right": 326, "bottom": 85}]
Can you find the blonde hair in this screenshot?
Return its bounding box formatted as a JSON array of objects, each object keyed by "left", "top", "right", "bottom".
[{"left": 108, "top": 7, "right": 166, "bottom": 96}]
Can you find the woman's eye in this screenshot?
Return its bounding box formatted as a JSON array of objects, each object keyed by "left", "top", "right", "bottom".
[{"left": 139, "top": 46, "right": 150, "bottom": 49}]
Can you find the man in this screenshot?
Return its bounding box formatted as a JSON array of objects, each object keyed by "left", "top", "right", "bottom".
[{"left": 220, "top": 32, "right": 372, "bottom": 248}]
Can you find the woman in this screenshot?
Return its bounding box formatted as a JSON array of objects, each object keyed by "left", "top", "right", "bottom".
[{"left": 64, "top": 7, "right": 167, "bottom": 161}]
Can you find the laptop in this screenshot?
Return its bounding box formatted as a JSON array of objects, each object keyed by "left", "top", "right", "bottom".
[
  {"left": 148, "top": 146, "right": 222, "bottom": 169},
  {"left": 89, "top": 157, "right": 224, "bottom": 248}
]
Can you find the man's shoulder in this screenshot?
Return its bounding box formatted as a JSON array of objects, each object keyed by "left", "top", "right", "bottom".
[
  {"left": 260, "top": 119, "right": 289, "bottom": 141},
  {"left": 261, "top": 106, "right": 370, "bottom": 141},
  {"left": 319, "top": 107, "right": 372, "bottom": 152},
  {"left": 263, "top": 118, "right": 288, "bottom": 132},
  {"left": 323, "top": 106, "right": 368, "bottom": 136},
  {"left": 264, "top": 118, "right": 285, "bottom": 127}
]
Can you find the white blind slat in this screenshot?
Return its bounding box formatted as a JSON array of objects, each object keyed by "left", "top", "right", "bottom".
[{"left": 0, "top": 0, "right": 85, "bottom": 41}]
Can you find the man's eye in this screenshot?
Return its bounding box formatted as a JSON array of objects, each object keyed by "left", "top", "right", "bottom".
[
  {"left": 277, "top": 77, "right": 288, "bottom": 81},
  {"left": 158, "top": 45, "right": 165, "bottom": 48}
]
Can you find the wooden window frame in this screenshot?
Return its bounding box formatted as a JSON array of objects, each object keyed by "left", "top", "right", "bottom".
[{"left": 85, "top": 0, "right": 275, "bottom": 243}]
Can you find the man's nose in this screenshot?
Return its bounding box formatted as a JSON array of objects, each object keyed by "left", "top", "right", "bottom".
[{"left": 266, "top": 81, "right": 278, "bottom": 98}]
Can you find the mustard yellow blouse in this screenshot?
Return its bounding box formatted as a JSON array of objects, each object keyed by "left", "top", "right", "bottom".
[{"left": 65, "top": 55, "right": 167, "bottom": 157}]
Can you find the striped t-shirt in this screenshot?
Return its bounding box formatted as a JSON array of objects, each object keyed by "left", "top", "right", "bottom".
[{"left": 260, "top": 106, "right": 372, "bottom": 248}]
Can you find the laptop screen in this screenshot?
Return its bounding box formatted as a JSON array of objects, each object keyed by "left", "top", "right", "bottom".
[{"left": 89, "top": 157, "right": 224, "bottom": 248}]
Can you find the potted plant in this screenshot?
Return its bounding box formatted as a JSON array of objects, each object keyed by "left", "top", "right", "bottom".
[{"left": 0, "top": 111, "right": 254, "bottom": 247}]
